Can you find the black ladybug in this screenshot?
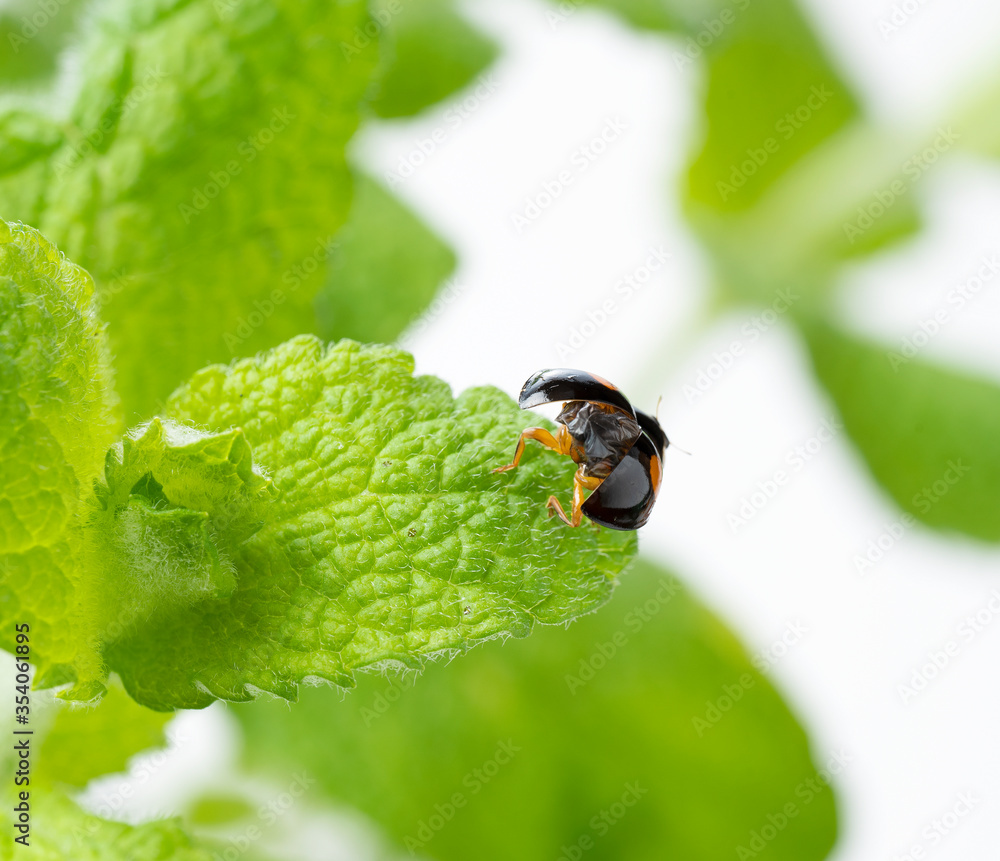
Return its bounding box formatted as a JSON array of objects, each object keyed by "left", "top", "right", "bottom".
[{"left": 494, "top": 369, "right": 669, "bottom": 530}]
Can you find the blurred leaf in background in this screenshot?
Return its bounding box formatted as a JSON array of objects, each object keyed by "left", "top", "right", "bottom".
[
  {"left": 0, "top": 659, "right": 217, "bottom": 860},
  {"left": 367, "top": 0, "right": 499, "bottom": 119},
  {"left": 36, "top": 684, "right": 171, "bottom": 787},
  {"left": 570, "top": 0, "right": 1000, "bottom": 546},
  {"left": 236, "top": 558, "right": 838, "bottom": 861},
  {"left": 803, "top": 320, "right": 1000, "bottom": 542},
  {"left": 316, "top": 172, "right": 456, "bottom": 345},
  {"left": 5, "top": 792, "right": 215, "bottom": 861},
  {"left": 0, "top": 0, "right": 86, "bottom": 87},
  {"left": 313, "top": 0, "right": 500, "bottom": 346}
]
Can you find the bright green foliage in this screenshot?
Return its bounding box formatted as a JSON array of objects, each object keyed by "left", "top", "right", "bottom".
[
  {"left": 804, "top": 320, "right": 1000, "bottom": 542},
  {"left": 187, "top": 795, "right": 256, "bottom": 826},
  {"left": 0, "top": 220, "right": 117, "bottom": 698},
  {"left": 36, "top": 684, "right": 171, "bottom": 787},
  {"left": 316, "top": 173, "right": 456, "bottom": 345},
  {"left": 100, "top": 336, "right": 633, "bottom": 710},
  {"left": 92, "top": 417, "right": 276, "bottom": 640},
  {"left": 0, "top": 0, "right": 377, "bottom": 418},
  {"left": 316, "top": 0, "right": 498, "bottom": 347},
  {"left": 0, "top": 214, "right": 633, "bottom": 713},
  {"left": 684, "top": 0, "right": 857, "bottom": 213},
  {"left": 369, "top": 0, "right": 498, "bottom": 119},
  {"left": 0, "top": 0, "right": 86, "bottom": 86},
  {"left": 236, "top": 558, "right": 837, "bottom": 861},
  {"left": 0, "top": 791, "right": 214, "bottom": 861},
  {"left": 674, "top": 0, "right": 922, "bottom": 310}
]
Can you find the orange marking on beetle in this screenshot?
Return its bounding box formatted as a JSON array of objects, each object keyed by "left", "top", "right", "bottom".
[{"left": 495, "top": 369, "right": 669, "bottom": 530}]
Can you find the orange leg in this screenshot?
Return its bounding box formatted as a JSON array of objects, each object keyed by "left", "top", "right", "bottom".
[
  {"left": 547, "top": 471, "right": 602, "bottom": 527},
  {"left": 492, "top": 426, "right": 572, "bottom": 473}
]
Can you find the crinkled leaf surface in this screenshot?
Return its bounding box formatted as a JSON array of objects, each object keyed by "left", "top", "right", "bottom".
[
  {"left": 0, "top": 220, "right": 116, "bottom": 698},
  {"left": 368, "top": 0, "right": 498, "bottom": 119},
  {"left": 236, "top": 558, "right": 837, "bottom": 861},
  {"left": 91, "top": 417, "right": 277, "bottom": 642},
  {"left": 0, "top": 0, "right": 377, "bottom": 419},
  {"left": 316, "top": 172, "right": 456, "bottom": 345},
  {"left": 804, "top": 319, "right": 1000, "bottom": 542},
  {"left": 102, "top": 336, "right": 633, "bottom": 710},
  {"left": 36, "top": 684, "right": 171, "bottom": 787}
]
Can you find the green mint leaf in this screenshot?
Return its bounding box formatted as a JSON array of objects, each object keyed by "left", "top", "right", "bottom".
[
  {"left": 369, "top": 0, "right": 498, "bottom": 119},
  {"left": 236, "top": 558, "right": 836, "bottom": 861},
  {"left": 102, "top": 336, "right": 634, "bottom": 710},
  {"left": 804, "top": 319, "right": 1000, "bottom": 542},
  {"left": 91, "top": 417, "right": 277, "bottom": 644},
  {"left": 0, "top": 219, "right": 117, "bottom": 698},
  {"left": 0, "top": 0, "right": 377, "bottom": 417},
  {"left": 316, "top": 172, "right": 457, "bottom": 345},
  {"left": 36, "top": 683, "right": 171, "bottom": 787},
  {"left": 685, "top": 0, "right": 858, "bottom": 214}
]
